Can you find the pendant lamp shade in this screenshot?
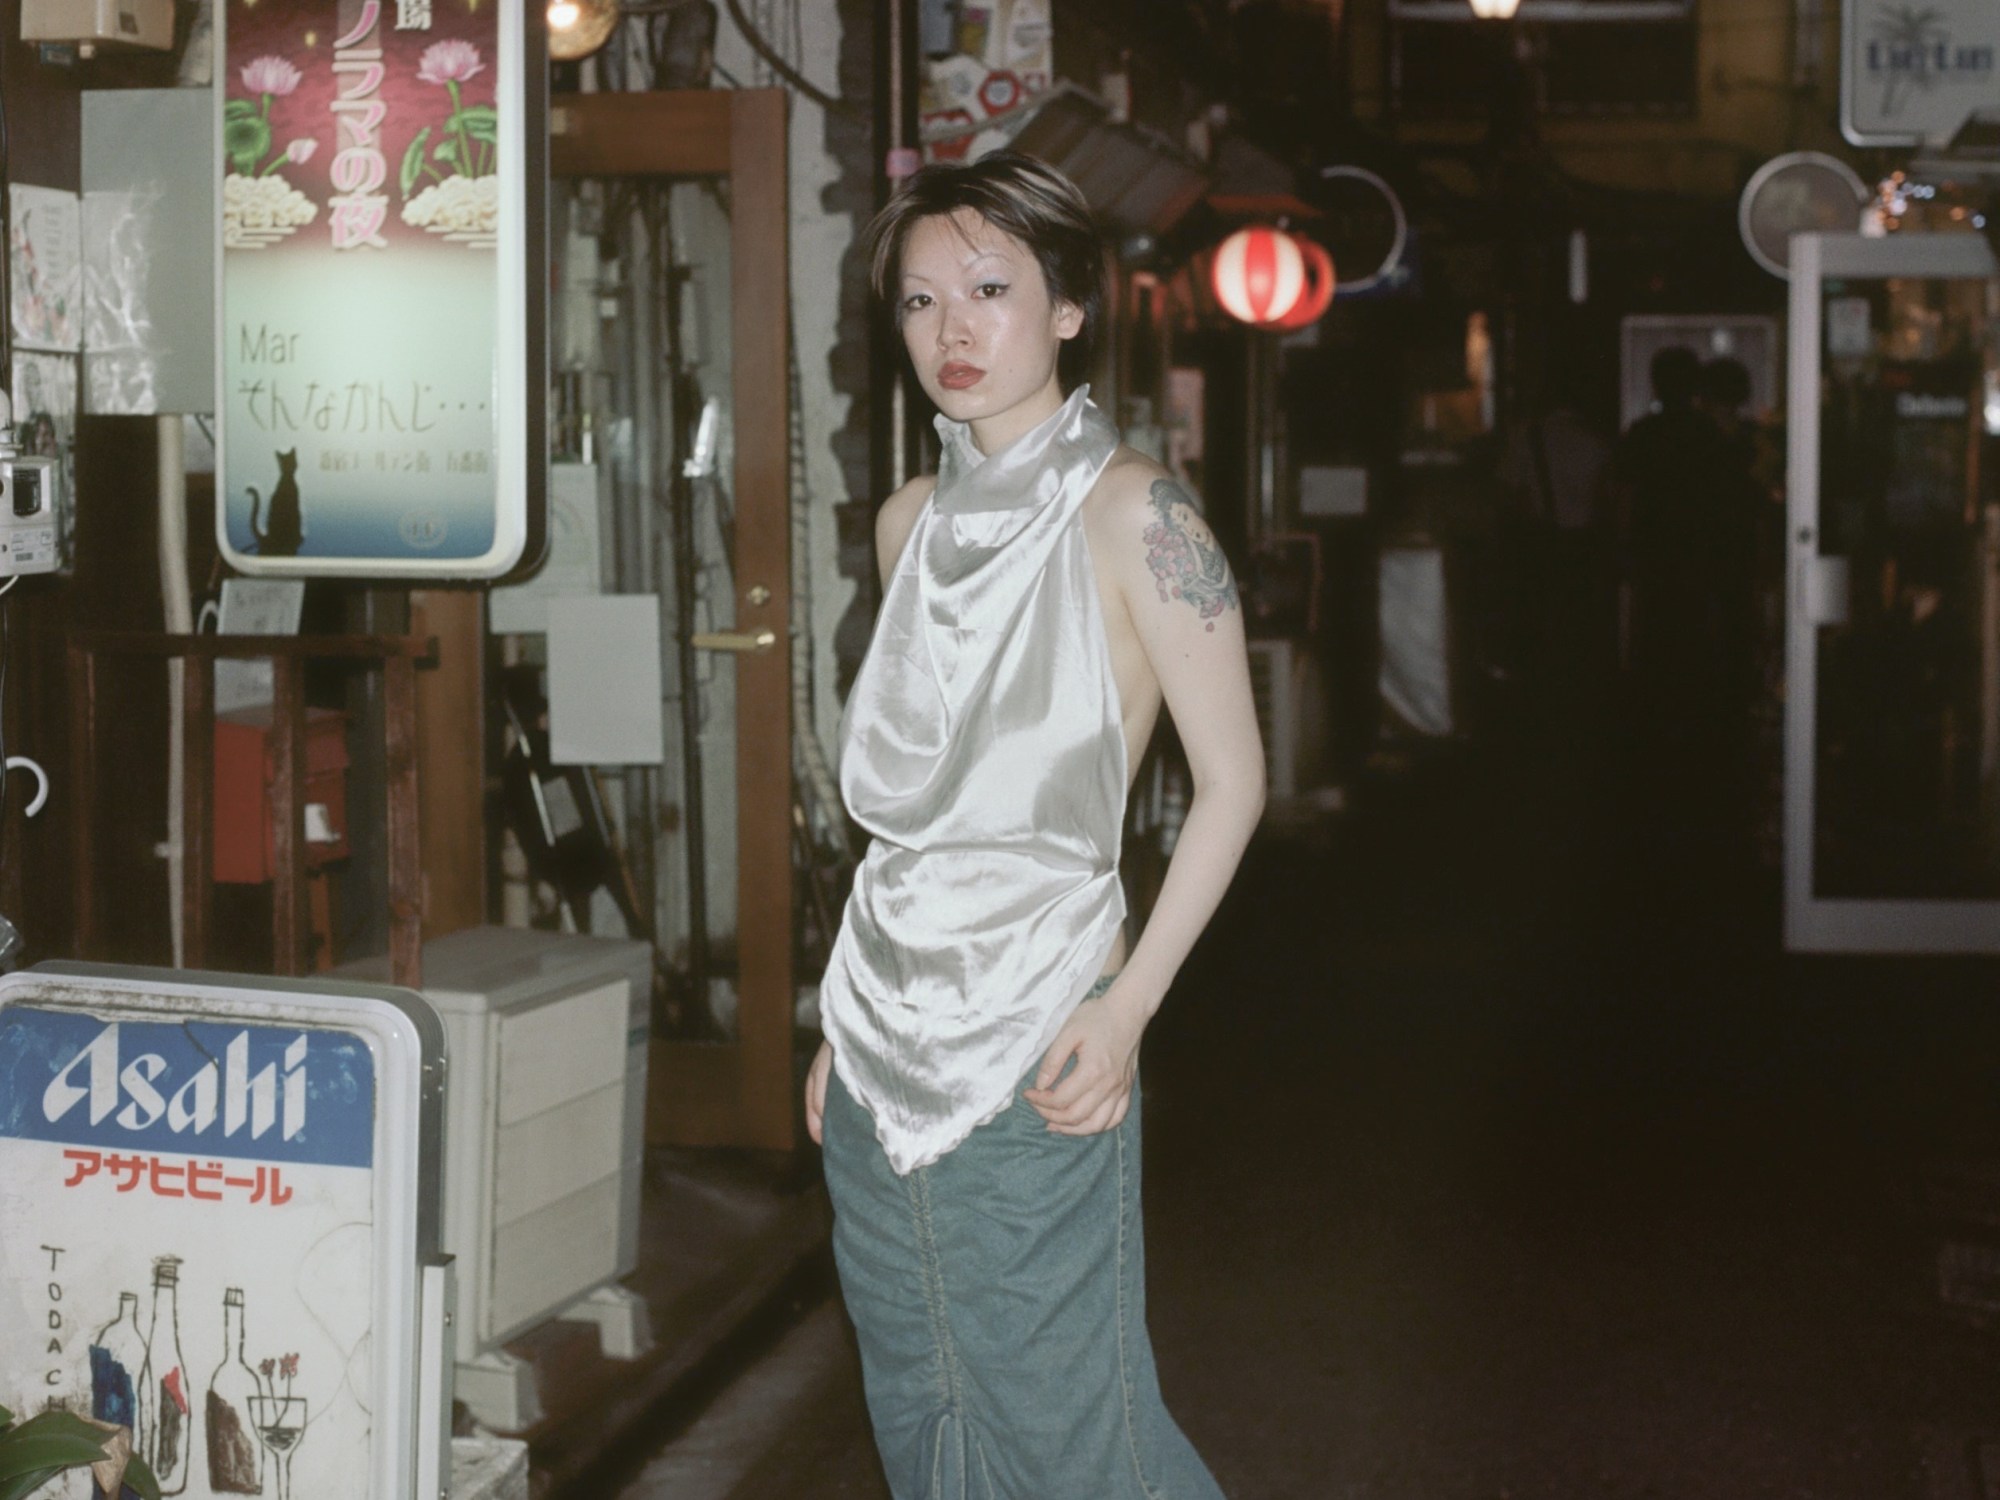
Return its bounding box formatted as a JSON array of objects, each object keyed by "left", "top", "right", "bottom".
[
  {"left": 548, "top": 0, "right": 618, "bottom": 60},
  {"left": 1210, "top": 226, "right": 1307, "bottom": 327},
  {"left": 1270, "top": 237, "right": 1337, "bottom": 331}
]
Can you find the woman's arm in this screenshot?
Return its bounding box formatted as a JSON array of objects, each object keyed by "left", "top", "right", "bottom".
[{"left": 1026, "top": 466, "right": 1266, "bottom": 1134}]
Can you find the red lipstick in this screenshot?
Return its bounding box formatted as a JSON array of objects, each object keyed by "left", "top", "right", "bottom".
[{"left": 937, "top": 362, "right": 984, "bottom": 390}]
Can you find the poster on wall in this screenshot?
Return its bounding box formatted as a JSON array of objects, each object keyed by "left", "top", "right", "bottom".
[
  {"left": 216, "top": 0, "right": 543, "bottom": 577},
  {"left": 1843, "top": 0, "right": 2000, "bottom": 147},
  {"left": 9, "top": 184, "right": 83, "bottom": 355},
  {"left": 0, "top": 965, "right": 449, "bottom": 1500}
]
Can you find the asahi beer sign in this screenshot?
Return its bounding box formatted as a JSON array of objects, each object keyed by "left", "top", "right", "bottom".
[
  {"left": 216, "top": 0, "right": 538, "bottom": 577},
  {"left": 1844, "top": 0, "right": 2000, "bottom": 147},
  {"left": 0, "top": 968, "right": 446, "bottom": 1500}
]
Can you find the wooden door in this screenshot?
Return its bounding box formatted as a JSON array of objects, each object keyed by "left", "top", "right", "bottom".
[{"left": 552, "top": 90, "right": 794, "bottom": 1148}]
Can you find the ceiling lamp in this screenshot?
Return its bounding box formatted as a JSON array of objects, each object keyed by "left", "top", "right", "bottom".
[
  {"left": 548, "top": 0, "right": 618, "bottom": 61},
  {"left": 1468, "top": 0, "right": 1521, "bottom": 16}
]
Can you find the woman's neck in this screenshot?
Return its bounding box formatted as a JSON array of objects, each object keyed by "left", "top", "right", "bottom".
[{"left": 967, "top": 375, "right": 1069, "bottom": 457}]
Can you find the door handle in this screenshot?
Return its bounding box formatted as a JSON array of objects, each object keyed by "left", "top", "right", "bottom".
[
  {"left": 1805, "top": 556, "right": 1850, "bottom": 627},
  {"left": 692, "top": 628, "right": 778, "bottom": 653}
]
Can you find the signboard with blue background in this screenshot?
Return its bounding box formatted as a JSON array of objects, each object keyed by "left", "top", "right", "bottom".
[{"left": 0, "top": 966, "right": 444, "bottom": 1500}]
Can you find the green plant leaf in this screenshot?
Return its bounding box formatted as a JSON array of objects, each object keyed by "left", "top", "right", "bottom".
[
  {"left": 450, "top": 104, "right": 498, "bottom": 143},
  {"left": 224, "top": 113, "right": 272, "bottom": 177},
  {"left": 400, "top": 125, "right": 433, "bottom": 198},
  {"left": 0, "top": 1406, "right": 12, "bottom": 1430},
  {"left": 433, "top": 139, "right": 461, "bottom": 169},
  {"left": 224, "top": 98, "right": 260, "bottom": 120},
  {"left": 123, "top": 1451, "right": 162, "bottom": 1500},
  {"left": 0, "top": 1419, "right": 108, "bottom": 1480},
  {"left": 0, "top": 1466, "right": 64, "bottom": 1500}
]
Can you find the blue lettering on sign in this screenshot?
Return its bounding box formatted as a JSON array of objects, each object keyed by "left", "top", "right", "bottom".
[{"left": 0, "top": 1009, "right": 374, "bottom": 1168}]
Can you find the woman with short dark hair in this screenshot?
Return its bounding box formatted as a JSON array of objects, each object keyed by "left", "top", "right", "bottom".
[{"left": 808, "top": 151, "right": 1262, "bottom": 1498}]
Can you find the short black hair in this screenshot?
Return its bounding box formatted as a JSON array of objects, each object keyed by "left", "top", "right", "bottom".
[
  {"left": 866, "top": 152, "right": 1105, "bottom": 394},
  {"left": 1699, "top": 356, "right": 1753, "bottom": 411},
  {"left": 1650, "top": 345, "right": 1702, "bottom": 407}
]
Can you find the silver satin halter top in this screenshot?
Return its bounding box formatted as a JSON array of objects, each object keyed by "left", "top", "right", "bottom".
[{"left": 819, "top": 384, "right": 1129, "bottom": 1175}]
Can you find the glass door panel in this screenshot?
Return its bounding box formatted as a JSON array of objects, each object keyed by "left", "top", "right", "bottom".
[{"left": 1787, "top": 232, "right": 2000, "bottom": 951}]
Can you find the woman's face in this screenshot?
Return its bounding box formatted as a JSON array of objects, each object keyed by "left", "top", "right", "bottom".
[{"left": 896, "top": 208, "right": 1083, "bottom": 450}]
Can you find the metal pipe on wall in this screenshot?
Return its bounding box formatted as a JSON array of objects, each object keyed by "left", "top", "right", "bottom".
[
  {"left": 156, "top": 415, "right": 191, "bottom": 967},
  {"left": 873, "top": 0, "right": 922, "bottom": 500}
]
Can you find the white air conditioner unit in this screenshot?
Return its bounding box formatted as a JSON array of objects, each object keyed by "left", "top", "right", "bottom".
[{"left": 336, "top": 926, "right": 652, "bottom": 1431}]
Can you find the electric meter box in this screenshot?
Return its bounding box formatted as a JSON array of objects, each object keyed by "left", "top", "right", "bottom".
[
  {"left": 0, "top": 962, "right": 454, "bottom": 1500},
  {"left": 21, "top": 0, "right": 173, "bottom": 51}
]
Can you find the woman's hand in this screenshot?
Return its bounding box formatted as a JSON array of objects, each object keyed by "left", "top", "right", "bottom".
[
  {"left": 1022, "top": 983, "right": 1151, "bottom": 1135},
  {"left": 805, "top": 1038, "right": 834, "bottom": 1145}
]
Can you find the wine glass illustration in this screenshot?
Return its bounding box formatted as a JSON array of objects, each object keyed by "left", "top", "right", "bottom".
[{"left": 248, "top": 1353, "right": 307, "bottom": 1500}]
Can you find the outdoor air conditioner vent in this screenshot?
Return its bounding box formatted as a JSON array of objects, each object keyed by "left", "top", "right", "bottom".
[{"left": 335, "top": 925, "right": 654, "bottom": 1431}]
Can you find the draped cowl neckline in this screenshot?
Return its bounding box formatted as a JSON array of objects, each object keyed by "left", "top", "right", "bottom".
[
  {"left": 817, "top": 384, "right": 1131, "bottom": 1175},
  {"left": 931, "top": 382, "right": 1113, "bottom": 515}
]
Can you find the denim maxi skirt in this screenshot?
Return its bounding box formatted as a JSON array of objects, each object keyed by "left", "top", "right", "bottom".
[{"left": 821, "top": 1039, "right": 1227, "bottom": 1500}]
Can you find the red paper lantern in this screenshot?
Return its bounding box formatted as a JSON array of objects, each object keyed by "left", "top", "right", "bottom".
[
  {"left": 1270, "top": 237, "right": 1337, "bottom": 331},
  {"left": 1210, "top": 226, "right": 1307, "bottom": 327}
]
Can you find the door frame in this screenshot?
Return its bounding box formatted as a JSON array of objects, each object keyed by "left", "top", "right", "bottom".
[
  {"left": 1785, "top": 230, "right": 2000, "bottom": 952},
  {"left": 552, "top": 89, "right": 795, "bottom": 1147}
]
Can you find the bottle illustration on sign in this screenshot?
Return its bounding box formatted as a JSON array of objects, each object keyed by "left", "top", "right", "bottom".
[
  {"left": 247, "top": 1353, "right": 306, "bottom": 1500},
  {"left": 139, "top": 1255, "right": 192, "bottom": 1494},
  {"left": 89, "top": 1290, "right": 151, "bottom": 1458},
  {"left": 207, "top": 1288, "right": 264, "bottom": 1494},
  {"left": 246, "top": 449, "right": 305, "bottom": 557}
]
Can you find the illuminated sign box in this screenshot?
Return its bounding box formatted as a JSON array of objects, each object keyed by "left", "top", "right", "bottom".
[
  {"left": 1843, "top": 0, "right": 2000, "bottom": 147},
  {"left": 216, "top": 0, "right": 544, "bottom": 578},
  {"left": 1386, "top": 0, "right": 1693, "bottom": 18},
  {"left": 0, "top": 963, "right": 452, "bottom": 1500}
]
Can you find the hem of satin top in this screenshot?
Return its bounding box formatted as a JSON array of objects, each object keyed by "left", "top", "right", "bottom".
[{"left": 824, "top": 923, "right": 1126, "bottom": 1177}]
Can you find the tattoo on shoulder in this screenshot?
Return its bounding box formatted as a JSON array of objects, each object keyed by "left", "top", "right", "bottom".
[{"left": 1142, "top": 479, "right": 1239, "bottom": 631}]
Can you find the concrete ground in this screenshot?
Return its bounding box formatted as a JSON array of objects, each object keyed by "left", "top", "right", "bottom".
[{"left": 621, "top": 695, "right": 2000, "bottom": 1500}]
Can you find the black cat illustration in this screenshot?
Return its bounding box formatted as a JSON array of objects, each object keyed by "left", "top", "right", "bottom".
[{"left": 246, "top": 449, "right": 304, "bottom": 557}]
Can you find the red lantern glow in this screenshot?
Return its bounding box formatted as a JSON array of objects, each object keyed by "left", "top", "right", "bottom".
[
  {"left": 1270, "top": 237, "right": 1337, "bottom": 331},
  {"left": 1210, "top": 226, "right": 1307, "bottom": 327}
]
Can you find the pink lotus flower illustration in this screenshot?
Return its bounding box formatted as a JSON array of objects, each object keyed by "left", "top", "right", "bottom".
[
  {"left": 417, "top": 38, "right": 483, "bottom": 85},
  {"left": 239, "top": 55, "right": 302, "bottom": 97},
  {"left": 402, "top": 35, "right": 497, "bottom": 239},
  {"left": 224, "top": 51, "right": 319, "bottom": 247}
]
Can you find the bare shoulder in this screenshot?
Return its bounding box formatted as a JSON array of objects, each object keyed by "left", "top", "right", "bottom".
[
  {"left": 1084, "top": 447, "right": 1173, "bottom": 529},
  {"left": 1085, "top": 448, "right": 1216, "bottom": 542},
  {"left": 1084, "top": 450, "right": 1239, "bottom": 626},
  {"left": 874, "top": 475, "right": 937, "bottom": 588}
]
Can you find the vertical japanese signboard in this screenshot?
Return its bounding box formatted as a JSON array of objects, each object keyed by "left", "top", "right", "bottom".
[
  {"left": 217, "top": 0, "right": 543, "bottom": 577},
  {"left": 0, "top": 964, "right": 450, "bottom": 1500}
]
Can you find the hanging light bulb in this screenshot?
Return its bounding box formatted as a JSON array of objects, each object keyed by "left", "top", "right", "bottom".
[
  {"left": 548, "top": 0, "right": 618, "bottom": 60},
  {"left": 1469, "top": 0, "right": 1522, "bottom": 16}
]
